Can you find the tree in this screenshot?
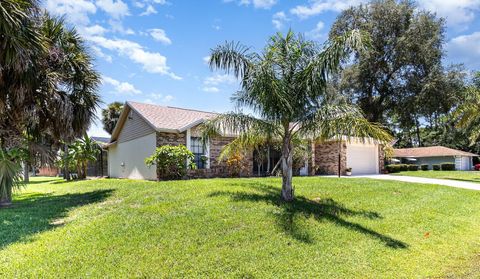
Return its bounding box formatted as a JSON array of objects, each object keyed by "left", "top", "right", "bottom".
[
  {"left": 203, "top": 31, "right": 392, "bottom": 201},
  {"left": 0, "top": 1, "right": 101, "bottom": 203},
  {"left": 0, "top": 149, "right": 24, "bottom": 207},
  {"left": 329, "top": 0, "right": 464, "bottom": 146},
  {"left": 68, "top": 135, "right": 100, "bottom": 179},
  {"left": 102, "top": 102, "right": 124, "bottom": 135},
  {"left": 456, "top": 72, "right": 480, "bottom": 145}
]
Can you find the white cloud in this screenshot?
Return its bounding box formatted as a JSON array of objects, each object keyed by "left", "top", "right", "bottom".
[
  {"left": 272, "top": 11, "right": 289, "bottom": 30},
  {"left": 305, "top": 21, "right": 325, "bottom": 40},
  {"left": 149, "top": 93, "right": 174, "bottom": 102},
  {"left": 149, "top": 29, "right": 172, "bottom": 45},
  {"left": 447, "top": 32, "right": 480, "bottom": 68},
  {"left": 45, "top": 0, "right": 97, "bottom": 25},
  {"left": 290, "top": 0, "right": 367, "bottom": 19},
  {"left": 204, "top": 74, "right": 237, "bottom": 86},
  {"left": 108, "top": 19, "right": 135, "bottom": 35},
  {"left": 102, "top": 76, "right": 142, "bottom": 95},
  {"left": 91, "top": 45, "right": 113, "bottom": 62},
  {"left": 202, "top": 86, "right": 220, "bottom": 93},
  {"left": 225, "top": 0, "right": 277, "bottom": 9},
  {"left": 96, "top": 0, "right": 130, "bottom": 19},
  {"left": 203, "top": 56, "right": 211, "bottom": 65},
  {"left": 79, "top": 24, "right": 108, "bottom": 36},
  {"left": 140, "top": 5, "right": 158, "bottom": 16},
  {"left": 88, "top": 36, "right": 181, "bottom": 79},
  {"left": 418, "top": 0, "right": 480, "bottom": 27}
]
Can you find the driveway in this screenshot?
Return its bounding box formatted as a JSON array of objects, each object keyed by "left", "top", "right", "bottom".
[{"left": 354, "top": 174, "right": 480, "bottom": 191}]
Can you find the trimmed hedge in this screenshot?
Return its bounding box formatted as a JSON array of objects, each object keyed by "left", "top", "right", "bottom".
[
  {"left": 386, "top": 164, "right": 409, "bottom": 173},
  {"left": 432, "top": 164, "right": 440, "bottom": 171},
  {"left": 441, "top": 163, "right": 456, "bottom": 171},
  {"left": 421, "top": 164, "right": 429, "bottom": 171},
  {"left": 408, "top": 165, "right": 419, "bottom": 171}
]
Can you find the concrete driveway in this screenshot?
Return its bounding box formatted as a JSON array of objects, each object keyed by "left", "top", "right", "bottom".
[{"left": 354, "top": 174, "right": 480, "bottom": 191}]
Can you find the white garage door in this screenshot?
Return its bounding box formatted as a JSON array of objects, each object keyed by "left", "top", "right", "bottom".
[{"left": 346, "top": 143, "right": 379, "bottom": 175}]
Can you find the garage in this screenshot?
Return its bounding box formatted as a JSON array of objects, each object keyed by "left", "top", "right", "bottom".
[{"left": 346, "top": 143, "right": 379, "bottom": 175}]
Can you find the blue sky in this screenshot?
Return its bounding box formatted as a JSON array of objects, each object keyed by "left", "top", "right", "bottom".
[{"left": 43, "top": 0, "right": 480, "bottom": 137}]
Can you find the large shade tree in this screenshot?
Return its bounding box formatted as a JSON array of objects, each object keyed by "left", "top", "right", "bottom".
[
  {"left": 0, "top": 0, "right": 101, "bottom": 206},
  {"left": 203, "top": 31, "right": 392, "bottom": 201},
  {"left": 329, "top": 0, "right": 465, "bottom": 147}
]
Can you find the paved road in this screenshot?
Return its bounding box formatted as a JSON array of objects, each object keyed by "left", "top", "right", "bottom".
[{"left": 354, "top": 174, "right": 480, "bottom": 191}]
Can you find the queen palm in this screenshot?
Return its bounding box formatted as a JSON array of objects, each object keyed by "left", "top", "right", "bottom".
[{"left": 203, "top": 31, "right": 392, "bottom": 201}]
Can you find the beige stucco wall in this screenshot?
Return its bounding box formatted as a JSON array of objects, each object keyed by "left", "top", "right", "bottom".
[{"left": 108, "top": 133, "right": 157, "bottom": 180}]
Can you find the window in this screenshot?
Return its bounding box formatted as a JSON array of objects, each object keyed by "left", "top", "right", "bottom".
[{"left": 190, "top": 137, "right": 206, "bottom": 169}]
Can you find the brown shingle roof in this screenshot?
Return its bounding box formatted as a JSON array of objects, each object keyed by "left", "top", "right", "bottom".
[
  {"left": 128, "top": 101, "right": 218, "bottom": 132},
  {"left": 393, "top": 146, "right": 478, "bottom": 158}
]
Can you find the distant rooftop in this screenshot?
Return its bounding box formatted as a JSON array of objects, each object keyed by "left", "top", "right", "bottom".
[{"left": 394, "top": 146, "right": 478, "bottom": 158}]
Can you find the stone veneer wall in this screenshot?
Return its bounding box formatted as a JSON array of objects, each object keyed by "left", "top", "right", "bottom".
[
  {"left": 313, "top": 141, "right": 347, "bottom": 175},
  {"left": 156, "top": 131, "right": 253, "bottom": 179}
]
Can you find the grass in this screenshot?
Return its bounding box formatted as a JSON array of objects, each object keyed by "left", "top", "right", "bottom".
[
  {"left": 393, "top": 170, "right": 480, "bottom": 183},
  {"left": 1, "top": 176, "right": 480, "bottom": 278}
]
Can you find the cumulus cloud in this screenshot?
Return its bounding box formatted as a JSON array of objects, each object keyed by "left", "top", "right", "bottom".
[
  {"left": 447, "top": 32, "right": 480, "bottom": 68},
  {"left": 89, "top": 36, "right": 181, "bottom": 79},
  {"left": 45, "top": 0, "right": 97, "bottom": 25},
  {"left": 96, "top": 0, "right": 130, "bottom": 19},
  {"left": 418, "top": 0, "right": 480, "bottom": 27},
  {"left": 149, "top": 29, "right": 172, "bottom": 45},
  {"left": 272, "top": 11, "right": 289, "bottom": 30},
  {"left": 224, "top": 0, "right": 277, "bottom": 9},
  {"left": 290, "top": 0, "right": 367, "bottom": 19},
  {"left": 102, "top": 76, "right": 142, "bottom": 95},
  {"left": 202, "top": 74, "right": 238, "bottom": 93},
  {"left": 140, "top": 5, "right": 158, "bottom": 16},
  {"left": 202, "top": 86, "right": 220, "bottom": 93},
  {"left": 305, "top": 21, "right": 325, "bottom": 40}
]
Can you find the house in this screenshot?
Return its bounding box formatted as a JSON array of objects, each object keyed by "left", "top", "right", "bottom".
[
  {"left": 393, "top": 146, "right": 478, "bottom": 171},
  {"left": 106, "top": 101, "right": 385, "bottom": 180}
]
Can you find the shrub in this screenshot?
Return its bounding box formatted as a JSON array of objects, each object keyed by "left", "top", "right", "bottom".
[
  {"left": 441, "top": 163, "right": 455, "bottom": 171},
  {"left": 386, "top": 164, "right": 409, "bottom": 173},
  {"left": 475, "top": 164, "right": 480, "bottom": 171},
  {"left": 432, "top": 164, "right": 440, "bottom": 171},
  {"left": 145, "top": 145, "right": 196, "bottom": 180},
  {"left": 421, "top": 164, "right": 429, "bottom": 171},
  {"left": 408, "top": 165, "right": 419, "bottom": 171},
  {"left": 226, "top": 152, "right": 249, "bottom": 177}
]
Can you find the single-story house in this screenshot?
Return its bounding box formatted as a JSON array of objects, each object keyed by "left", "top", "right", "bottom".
[
  {"left": 393, "top": 146, "right": 478, "bottom": 171},
  {"left": 106, "top": 101, "right": 385, "bottom": 180}
]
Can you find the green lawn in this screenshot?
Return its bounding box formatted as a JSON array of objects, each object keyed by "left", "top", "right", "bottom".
[
  {"left": 393, "top": 170, "right": 480, "bottom": 183},
  {"left": 1, "top": 176, "right": 480, "bottom": 278}
]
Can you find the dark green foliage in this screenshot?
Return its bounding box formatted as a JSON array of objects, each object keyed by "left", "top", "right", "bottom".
[
  {"left": 421, "top": 164, "right": 429, "bottom": 171},
  {"left": 440, "top": 163, "right": 455, "bottom": 171},
  {"left": 330, "top": 0, "right": 467, "bottom": 148},
  {"left": 145, "top": 145, "right": 196, "bottom": 180},
  {"left": 102, "top": 102, "right": 124, "bottom": 135},
  {"left": 386, "top": 164, "right": 409, "bottom": 173},
  {"left": 433, "top": 164, "right": 441, "bottom": 171},
  {"left": 408, "top": 165, "right": 419, "bottom": 171}
]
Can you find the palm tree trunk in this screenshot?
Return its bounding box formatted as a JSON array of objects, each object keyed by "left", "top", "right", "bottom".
[
  {"left": 281, "top": 136, "right": 294, "bottom": 201},
  {"left": 266, "top": 145, "right": 271, "bottom": 174},
  {"left": 23, "top": 162, "right": 29, "bottom": 183},
  {"left": 64, "top": 144, "right": 70, "bottom": 181},
  {"left": 0, "top": 186, "right": 12, "bottom": 208}
]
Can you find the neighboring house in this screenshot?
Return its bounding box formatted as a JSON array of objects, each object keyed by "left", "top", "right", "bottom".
[
  {"left": 393, "top": 146, "right": 478, "bottom": 171},
  {"left": 107, "top": 101, "right": 385, "bottom": 180},
  {"left": 87, "top": 137, "right": 109, "bottom": 177}
]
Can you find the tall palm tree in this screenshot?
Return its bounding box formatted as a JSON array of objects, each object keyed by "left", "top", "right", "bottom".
[
  {"left": 203, "top": 31, "right": 392, "bottom": 201},
  {"left": 0, "top": 3, "right": 101, "bottom": 204},
  {"left": 456, "top": 77, "right": 480, "bottom": 144},
  {"left": 102, "top": 102, "right": 124, "bottom": 135}
]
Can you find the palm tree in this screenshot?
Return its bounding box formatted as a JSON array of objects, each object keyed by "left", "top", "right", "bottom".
[
  {"left": 203, "top": 31, "right": 392, "bottom": 201},
  {"left": 456, "top": 74, "right": 480, "bottom": 144},
  {"left": 102, "top": 102, "right": 124, "bottom": 135},
  {"left": 69, "top": 135, "right": 100, "bottom": 179},
  {"left": 0, "top": 3, "right": 101, "bottom": 203},
  {"left": 0, "top": 149, "right": 24, "bottom": 207}
]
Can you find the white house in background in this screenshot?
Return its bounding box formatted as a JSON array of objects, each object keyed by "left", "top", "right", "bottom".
[
  {"left": 393, "top": 146, "right": 478, "bottom": 171},
  {"left": 106, "top": 101, "right": 386, "bottom": 180}
]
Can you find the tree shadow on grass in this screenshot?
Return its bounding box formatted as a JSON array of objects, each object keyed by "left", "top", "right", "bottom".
[
  {"left": 209, "top": 184, "right": 407, "bottom": 249},
  {"left": 0, "top": 190, "right": 113, "bottom": 249}
]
